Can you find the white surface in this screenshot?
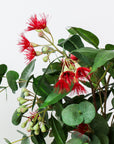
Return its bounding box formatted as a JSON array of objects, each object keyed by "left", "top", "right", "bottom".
[{"left": 0, "top": 0, "right": 114, "bottom": 143}]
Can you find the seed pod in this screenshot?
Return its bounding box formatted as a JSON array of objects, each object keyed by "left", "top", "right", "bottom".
[{"left": 41, "top": 123, "right": 46, "bottom": 133}]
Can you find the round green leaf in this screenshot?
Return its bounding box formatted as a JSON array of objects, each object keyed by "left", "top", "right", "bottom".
[
  {"left": 6, "top": 70, "right": 19, "bottom": 93},
  {"left": 79, "top": 101, "right": 96, "bottom": 123},
  {"left": 66, "top": 138, "right": 83, "bottom": 144},
  {"left": 62, "top": 104, "right": 83, "bottom": 126},
  {"left": 0, "top": 64, "right": 7, "bottom": 84},
  {"left": 90, "top": 135, "right": 101, "bottom": 144}
]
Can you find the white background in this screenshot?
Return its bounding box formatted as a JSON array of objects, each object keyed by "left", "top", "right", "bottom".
[{"left": 0, "top": 0, "right": 114, "bottom": 143}]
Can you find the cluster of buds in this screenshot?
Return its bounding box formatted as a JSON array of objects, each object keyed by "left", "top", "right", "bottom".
[
  {"left": 21, "top": 111, "right": 46, "bottom": 135},
  {"left": 54, "top": 54, "right": 91, "bottom": 95}
]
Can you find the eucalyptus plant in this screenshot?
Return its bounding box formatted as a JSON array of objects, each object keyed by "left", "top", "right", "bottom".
[{"left": 0, "top": 14, "right": 114, "bottom": 144}]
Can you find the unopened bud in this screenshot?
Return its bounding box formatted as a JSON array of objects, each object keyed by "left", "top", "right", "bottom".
[
  {"left": 24, "top": 91, "right": 29, "bottom": 96},
  {"left": 29, "top": 121, "right": 34, "bottom": 127},
  {"left": 34, "top": 129, "right": 40, "bottom": 135},
  {"left": 41, "top": 123, "right": 46, "bottom": 133},
  {"left": 20, "top": 107, "right": 28, "bottom": 113},
  {"left": 17, "top": 107, "right": 21, "bottom": 113},
  {"left": 38, "top": 31, "right": 44, "bottom": 37},
  {"left": 33, "top": 123, "right": 39, "bottom": 131},
  {"left": 21, "top": 120, "right": 28, "bottom": 128},
  {"left": 38, "top": 116, "right": 42, "bottom": 122},
  {"left": 20, "top": 99, "right": 27, "bottom": 104},
  {"left": 21, "top": 88, "right": 27, "bottom": 93},
  {"left": 43, "top": 55, "right": 49, "bottom": 62},
  {"left": 27, "top": 126, "right": 31, "bottom": 132},
  {"left": 36, "top": 51, "right": 42, "bottom": 56},
  {"left": 44, "top": 27, "right": 50, "bottom": 34},
  {"left": 17, "top": 97, "right": 23, "bottom": 101},
  {"left": 42, "top": 46, "right": 49, "bottom": 54}
]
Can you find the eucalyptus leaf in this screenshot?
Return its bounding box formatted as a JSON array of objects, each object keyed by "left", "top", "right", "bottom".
[
  {"left": 91, "top": 50, "right": 114, "bottom": 72},
  {"left": 21, "top": 135, "right": 30, "bottom": 144},
  {"left": 12, "top": 109, "right": 23, "bottom": 125},
  {"left": 0, "top": 64, "right": 7, "bottom": 84},
  {"left": 49, "top": 116, "right": 66, "bottom": 144},
  {"left": 68, "top": 27, "right": 99, "bottom": 48},
  {"left": 4, "top": 138, "right": 11, "bottom": 144},
  {"left": 6, "top": 70, "right": 19, "bottom": 93},
  {"left": 19, "top": 59, "right": 36, "bottom": 88}
]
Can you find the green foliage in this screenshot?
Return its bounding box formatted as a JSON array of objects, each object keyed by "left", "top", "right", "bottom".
[
  {"left": 19, "top": 59, "right": 36, "bottom": 88},
  {"left": 49, "top": 116, "right": 66, "bottom": 144},
  {"left": 68, "top": 27, "right": 99, "bottom": 48},
  {"left": 62, "top": 101, "right": 95, "bottom": 126},
  {"left": 4, "top": 138, "right": 11, "bottom": 144},
  {"left": 66, "top": 138, "right": 83, "bottom": 144},
  {"left": 105, "top": 44, "right": 114, "bottom": 50},
  {"left": 12, "top": 109, "right": 23, "bottom": 125},
  {"left": 0, "top": 64, "right": 7, "bottom": 84},
  {"left": 6, "top": 70, "right": 19, "bottom": 93}
]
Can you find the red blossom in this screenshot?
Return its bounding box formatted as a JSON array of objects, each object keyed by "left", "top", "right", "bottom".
[
  {"left": 74, "top": 123, "right": 89, "bottom": 134},
  {"left": 26, "top": 14, "right": 47, "bottom": 31},
  {"left": 18, "top": 33, "right": 31, "bottom": 52},
  {"left": 76, "top": 67, "right": 91, "bottom": 81},
  {"left": 54, "top": 79, "right": 70, "bottom": 93},
  {"left": 70, "top": 54, "right": 78, "bottom": 61},
  {"left": 60, "top": 71, "right": 75, "bottom": 85},
  {"left": 72, "top": 81, "right": 86, "bottom": 95},
  {"left": 24, "top": 47, "right": 36, "bottom": 63}
]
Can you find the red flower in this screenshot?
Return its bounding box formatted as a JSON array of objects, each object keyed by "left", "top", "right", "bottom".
[
  {"left": 54, "top": 79, "right": 70, "bottom": 93},
  {"left": 76, "top": 67, "right": 91, "bottom": 81},
  {"left": 70, "top": 54, "right": 78, "bottom": 61},
  {"left": 60, "top": 71, "right": 75, "bottom": 85},
  {"left": 74, "top": 123, "right": 89, "bottom": 134},
  {"left": 26, "top": 14, "right": 47, "bottom": 31},
  {"left": 18, "top": 33, "right": 31, "bottom": 52},
  {"left": 72, "top": 82, "right": 86, "bottom": 95},
  {"left": 24, "top": 47, "right": 36, "bottom": 63}
]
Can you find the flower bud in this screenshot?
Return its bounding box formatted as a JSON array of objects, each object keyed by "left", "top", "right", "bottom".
[
  {"left": 24, "top": 91, "right": 29, "bottom": 96},
  {"left": 29, "top": 121, "right": 34, "bottom": 127},
  {"left": 20, "top": 107, "right": 28, "bottom": 113},
  {"left": 21, "top": 88, "right": 27, "bottom": 93},
  {"left": 34, "top": 129, "right": 40, "bottom": 135},
  {"left": 38, "top": 30, "right": 44, "bottom": 37},
  {"left": 33, "top": 123, "right": 39, "bottom": 131},
  {"left": 43, "top": 55, "right": 49, "bottom": 62},
  {"left": 42, "top": 46, "right": 49, "bottom": 54},
  {"left": 30, "top": 42, "right": 39, "bottom": 47},
  {"left": 44, "top": 27, "right": 50, "bottom": 34},
  {"left": 17, "top": 107, "right": 21, "bottom": 113},
  {"left": 41, "top": 123, "right": 46, "bottom": 133},
  {"left": 27, "top": 126, "right": 31, "bottom": 132},
  {"left": 36, "top": 51, "right": 42, "bottom": 56},
  {"left": 38, "top": 116, "right": 42, "bottom": 122},
  {"left": 17, "top": 97, "right": 23, "bottom": 101},
  {"left": 20, "top": 99, "right": 27, "bottom": 104},
  {"left": 21, "top": 120, "right": 28, "bottom": 128}
]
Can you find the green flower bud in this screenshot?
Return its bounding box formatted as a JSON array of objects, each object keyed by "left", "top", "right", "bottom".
[
  {"left": 20, "top": 107, "right": 28, "bottom": 113},
  {"left": 34, "top": 129, "right": 40, "bottom": 135},
  {"left": 17, "top": 97, "right": 23, "bottom": 101},
  {"left": 17, "top": 107, "right": 21, "bottom": 113},
  {"left": 38, "top": 116, "right": 42, "bottom": 122},
  {"left": 41, "top": 123, "right": 46, "bottom": 133},
  {"left": 29, "top": 121, "right": 34, "bottom": 127},
  {"left": 24, "top": 91, "right": 29, "bottom": 96},
  {"left": 42, "top": 46, "right": 49, "bottom": 54},
  {"left": 27, "top": 126, "right": 31, "bottom": 132},
  {"left": 43, "top": 55, "right": 49, "bottom": 62},
  {"left": 20, "top": 99, "right": 27, "bottom": 104},
  {"left": 21, "top": 120, "right": 28, "bottom": 128},
  {"left": 21, "top": 88, "right": 27, "bottom": 93},
  {"left": 33, "top": 123, "right": 39, "bottom": 131}
]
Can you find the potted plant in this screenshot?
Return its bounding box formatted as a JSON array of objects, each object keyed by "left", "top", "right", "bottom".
[{"left": 0, "top": 13, "right": 114, "bottom": 144}]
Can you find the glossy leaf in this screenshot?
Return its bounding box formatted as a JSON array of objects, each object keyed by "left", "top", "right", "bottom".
[
  {"left": 90, "top": 135, "right": 101, "bottom": 144},
  {"left": 91, "top": 50, "right": 114, "bottom": 72},
  {"left": 39, "top": 90, "right": 68, "bottom": 109},
  {"left": 21, "top": 136, "right": 30, "bottom": 144},
  {"left": 0, "top": 64, "right": 7, "bottom": 84},
  {"left": 64, "top": 35, "right": 84, "bottom": 52},
  {"left": 31, "top": 131, "right": 46, "bottom": 144},
  {"left": 4, "top": 138, "right": 11, "bottom": 144},
  {"left": 12, "top": 109, "right": 23, "bottom": 125},
  {"left": 66, "top": 138, "right": 83, "bottom": 144},
  {"left": 68, "top": 27, "right": 99, "bottom": 48},
  {"left": 6, "top": 70, "right": 19, "bottom": 93},
  {"left": 105, "top": 44, "right": 114, "bottom": 50},
  {"left": 42, "top": 62, "right": 61, "bottom": 75},
  {"left": 90, "top": 114, "right": 109, "bottom": 135},
  {"left": 58, "top": 38, "right": 66, "bottom": 47},
  {"left": 33, "top": 75, "right": 52, "bottom": 99},
  {"left": 19, "top": 59, "right": 36, "bottom": 88},
  {"left": 49, "top": 116, "right": 66, "bottom": 144}
]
